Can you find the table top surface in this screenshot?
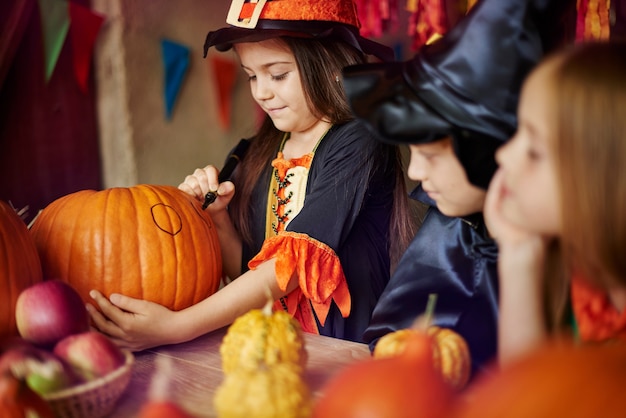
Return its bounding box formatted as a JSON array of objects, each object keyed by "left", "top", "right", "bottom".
[{"left": 112, "top": 327, "right": 371, "bottom": 417}]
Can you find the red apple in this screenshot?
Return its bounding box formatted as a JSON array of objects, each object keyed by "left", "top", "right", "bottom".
[
  {"left": 15, "top": 280, "right": 90, "bottom": 348},
  {"left": 53, "top": 332, "right": 125, "bottom": 381}
]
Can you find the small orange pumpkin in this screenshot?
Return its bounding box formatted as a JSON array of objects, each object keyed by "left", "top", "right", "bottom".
[
  {"left": 374, "top": 326, "right": 471, "bottom": 390},
  {"left": 29, "top": 185, "right": 222, "bottom": 311},
  {"left": 0, "top": 201, "right": 43, "bottom": 338},
  {"left": 313, "top": 330, "right": 453, "bottom": 418}
]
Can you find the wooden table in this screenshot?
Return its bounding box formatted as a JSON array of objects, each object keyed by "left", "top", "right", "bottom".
[{"left": 111, "top": 327, "right": 371, "bottom": 417}]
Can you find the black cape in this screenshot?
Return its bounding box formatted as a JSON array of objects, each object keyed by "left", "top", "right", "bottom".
[{"left": 363, "top": 187, "right": 499, "bottom": 376}]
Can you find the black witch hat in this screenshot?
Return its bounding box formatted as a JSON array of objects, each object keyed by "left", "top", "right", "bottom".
[{"left": 342, "top": 0, "right": 570, "bottom": 189}]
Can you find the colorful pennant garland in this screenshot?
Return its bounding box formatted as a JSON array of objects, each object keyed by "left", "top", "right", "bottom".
[
  {"left": 37, "top": 0, "right": 104, "bottom": 91},
  {"left": 161, "top": 39, "right": 191, "bottom": 120}
]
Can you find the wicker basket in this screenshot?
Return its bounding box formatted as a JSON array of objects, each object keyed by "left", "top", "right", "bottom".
[{"left": 42, "top": 350, "right": 134, "bottom": 418}]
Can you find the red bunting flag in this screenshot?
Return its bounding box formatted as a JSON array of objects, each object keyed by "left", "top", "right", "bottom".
[
  {"left": 355, "top": 0, "right": 399, "bottom": 38},
  {"left": 209, "top": 55, "right": 237, "bottom": 130},
  {"left": 68, "top": 2, "right": 105, "bottom": 93}
]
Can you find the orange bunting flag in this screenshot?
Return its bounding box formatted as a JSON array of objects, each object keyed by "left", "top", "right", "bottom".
[
  {"left": 68, "top": 2, "right": 105, "bottom": 93},
  {"left": 407, "top": 0, "right": 448, "bottom": 50},
  {"left": 576, "top": 0, "right": 611, "bottom": 41},
  {"left": 209, "top": 55, "right": 237, "bottom": 130},
  {"left": 355, "top": 0, "right": 399, "bottom": 38}
]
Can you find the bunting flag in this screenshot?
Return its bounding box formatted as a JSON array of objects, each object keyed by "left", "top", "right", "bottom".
[
  {"left": 68, "top": 2, "right": 105, "bottom": 93},
  {"left": 355, "top": 0, "right": 399, "bottom": 38},
  {"left": 210, "top": 55, "right": 237, "bottom": 130},
  {"left": 161, "top": 39, "right": 190, "bottom": 120},
  {"left": 407, "top": 0, "right": 448, "bottom": 50},
  {"left": 576, "top": 0, "right": 611, "bottom": 41},
  {"left": 38, "top": 0, "right": 70, "bottom": 81}
]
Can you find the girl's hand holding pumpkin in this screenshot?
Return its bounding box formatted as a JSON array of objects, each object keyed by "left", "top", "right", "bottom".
[{"left": 86, "top": 290, "right": 185, "bottom": 352}]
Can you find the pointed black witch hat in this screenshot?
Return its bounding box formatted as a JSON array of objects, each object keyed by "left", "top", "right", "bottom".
[{"left": 342, "top": 0, "right": 570, "bottom": 189}]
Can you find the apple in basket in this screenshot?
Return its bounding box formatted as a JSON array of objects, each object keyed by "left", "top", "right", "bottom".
[
  {"left": 0, "top": 342, "right": 80, "bottom": 395},
  {"left": 53, "top": 331, "right": 126, "bottom": 381}
]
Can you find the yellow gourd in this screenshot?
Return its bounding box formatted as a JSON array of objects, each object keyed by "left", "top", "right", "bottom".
[
  {"left": 374, "top": 326, "right": 471, "bottom": 390},
  {"left": 214, "top": 363, "right": 312, "bottom": 418},
  {"left": 220, "top": 297, "right": 307, "bottom": 374}
]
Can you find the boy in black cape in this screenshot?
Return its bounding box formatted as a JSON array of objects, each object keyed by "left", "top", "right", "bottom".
[{"left": 342, "top": 0, "right": 571, "bottom": 376}]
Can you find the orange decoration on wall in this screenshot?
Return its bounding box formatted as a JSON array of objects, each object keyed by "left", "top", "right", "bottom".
[{"left": 210, "top": 55, "right": 237, "bottom": 130}]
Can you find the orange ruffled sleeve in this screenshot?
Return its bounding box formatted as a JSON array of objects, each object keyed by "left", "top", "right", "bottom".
[
  {"left": 571, "top": 275, "right": 626, "bottom": 342},
  {"left": 248, "top": 231, "right": 351, "bottom": 334}
]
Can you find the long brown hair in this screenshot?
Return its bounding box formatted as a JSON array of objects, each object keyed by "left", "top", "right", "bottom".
[
  {"left": 228, "top": 37, "right": 413, "bottom": 268},
  {"left": 539, "top": 42, "right": 626, "bottom": 329}
]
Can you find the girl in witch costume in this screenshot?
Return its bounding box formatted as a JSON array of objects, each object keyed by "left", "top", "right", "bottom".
[
  {"left": 486, "top": 41, "right": 626, "bottom": 365},
  {"left": 342, "top": 0, "right": 570, "bottom": 376},
  {"left": 87, "top": 0, "right": 412, "bottom": 350}
]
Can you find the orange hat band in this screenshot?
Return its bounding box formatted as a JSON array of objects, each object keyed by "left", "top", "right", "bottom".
[{"left": 237, "top": 0, "right": 360, "bottom": 28}]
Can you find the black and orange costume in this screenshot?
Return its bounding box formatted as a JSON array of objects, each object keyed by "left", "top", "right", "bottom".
[
  {"left": 242, "top": 121, "right": 398, "bottom": 342},
  {"left": 203, "top": 0, "right": 400, "bottom": 342}
]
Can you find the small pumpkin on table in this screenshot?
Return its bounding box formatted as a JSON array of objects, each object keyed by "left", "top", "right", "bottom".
[{"left": 313, "top": 294, "right": 468, "bottom": 418}]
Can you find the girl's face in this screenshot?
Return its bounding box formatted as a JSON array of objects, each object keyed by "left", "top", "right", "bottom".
[
  {"left": 407, "top": 138, "right": 486, "bottom": 217},
  {"left": 494, "top": 64, "right": 562, "bottom": 236},
  {"left": 235, "top": 40, "right": 323, "bottom": 137}
]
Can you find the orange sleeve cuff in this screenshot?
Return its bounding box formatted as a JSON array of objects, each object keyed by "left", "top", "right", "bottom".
[
  {"left": 571, "top": 276, "right": 626, "bottom": 342},
  {"left": 248, "top": 231, "right": 351, "bottom": 325}
]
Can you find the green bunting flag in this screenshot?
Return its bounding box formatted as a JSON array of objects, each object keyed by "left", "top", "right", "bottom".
[{"left": 38, "top": 0, "right": 70, "bottom": 81}]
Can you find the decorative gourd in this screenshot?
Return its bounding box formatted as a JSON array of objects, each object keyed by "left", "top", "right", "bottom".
[
  {"left": 0, "top": 201, "right": 43, "bottom": 338},
  {"left": 220, "top": 296, "right": 307, "bottom": 374},
  {"left": 29, "top": 185, "right": 222, "bottom": 311},
  {"left": 313, "top": 329, "right": 453, "bottom": 418},
  {"left": 214, "top": 363, "right": 312, "bottom": 418},
  {"left": 449, "top": 340, "right": 626, "bottom": 418},
  {"left": 374, "top": 326, "right": 471, "bottom": 390}
]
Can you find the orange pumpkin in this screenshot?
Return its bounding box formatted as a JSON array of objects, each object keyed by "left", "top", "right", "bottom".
[
  {"left": 0, "top": 201, "right": 43, "bottom": 338},
  {"left": 374, "top": 326, "right": 471, "bottom": 390},
  {"left": 313, "top": 330, "right": 453, "bottom": 418},
  {"left": 29, "top": 185, "right": 222, "bottom": 311},
  {"left": 449, "top": 340, "right": 626, "bottom": 418}
]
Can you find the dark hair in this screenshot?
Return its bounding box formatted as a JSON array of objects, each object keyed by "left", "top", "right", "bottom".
[{"left": 229, "top": 36, "right": 413, "bottom": 269}]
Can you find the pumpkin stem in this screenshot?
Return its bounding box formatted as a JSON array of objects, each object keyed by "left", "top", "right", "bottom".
[
  {"left": 410, "top": 293, "right": 438, "bottom": 331},
  {"left": 27, "top": 209, "right": 43, "bottom": 229}
]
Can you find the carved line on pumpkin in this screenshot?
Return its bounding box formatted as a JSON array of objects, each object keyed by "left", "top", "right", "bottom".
[{"left": 150, "top": 203, "right": 183, "bottom": 236}]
